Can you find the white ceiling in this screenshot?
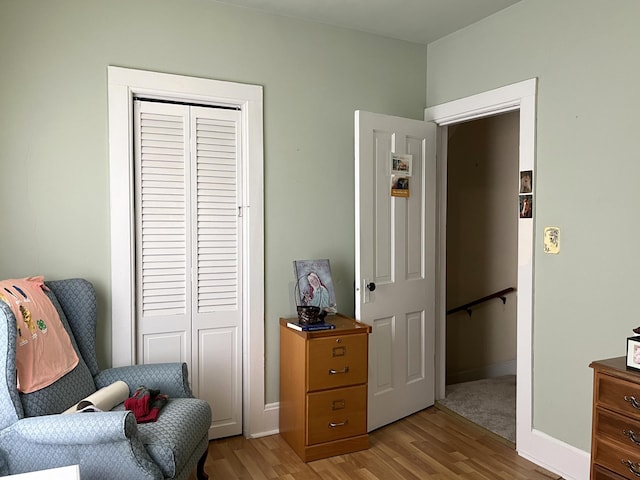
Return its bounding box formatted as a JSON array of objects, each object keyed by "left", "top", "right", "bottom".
[{"left": 212, "top": 0, "right": 522, "bottom": 45}]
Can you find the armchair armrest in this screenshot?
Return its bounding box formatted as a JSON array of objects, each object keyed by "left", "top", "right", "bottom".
[
  {"left": 1, "top": 412, "right": 164, "bottom": 479},
  {"left": 94, "top": 363, "right": 193, "bottom": 398},
  {"left": 11, "top": 411, "right": 136, "bottom": 445}
]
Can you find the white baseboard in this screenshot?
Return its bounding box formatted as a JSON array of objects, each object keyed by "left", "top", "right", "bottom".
[
  {"left": 447, "top": 359, "right": 517, "bottom": 385},
  {"left": 518, "top": 428, "right": 590, "bottom": 480}
]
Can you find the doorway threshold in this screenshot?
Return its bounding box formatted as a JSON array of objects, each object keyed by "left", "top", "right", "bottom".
[{"left": 435, "top": 375, "right": 516, "bottom": 447}]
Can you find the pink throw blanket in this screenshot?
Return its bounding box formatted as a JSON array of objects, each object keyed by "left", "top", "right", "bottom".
[{"left": 0, "top": 277, "right": 79, "bottom": 393}]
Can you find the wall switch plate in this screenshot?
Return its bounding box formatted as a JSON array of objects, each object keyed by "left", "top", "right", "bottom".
[{"left": 543, "top": 226, "right": 560, "bottom": 254}]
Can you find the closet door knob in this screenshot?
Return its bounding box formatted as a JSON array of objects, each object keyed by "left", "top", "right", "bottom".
[{"left": 366, "top": 282, "right": 376, "bottom": 292}]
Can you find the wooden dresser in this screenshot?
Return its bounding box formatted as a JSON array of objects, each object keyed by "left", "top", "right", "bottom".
[
  {"left": 590, "top": 357, "right": 640, "bottom": 479},
  {"left": 279, "top": 314, "right": 371, "bottom": 462}
]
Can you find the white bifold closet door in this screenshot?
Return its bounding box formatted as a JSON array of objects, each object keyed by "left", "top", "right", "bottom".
[{"left": 134, "top": 100, "right": 242, "bottom": 439}]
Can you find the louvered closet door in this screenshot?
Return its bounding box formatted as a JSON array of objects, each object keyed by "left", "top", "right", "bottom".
[
  {"left": 134, "top": 101, "right": 243, "bottom": 439},
  {"left": 190, "top": 106, "right": 243, "bottom": 439},
  {"left": 135, "top": 101, "right": 191, "bottom": 367}
]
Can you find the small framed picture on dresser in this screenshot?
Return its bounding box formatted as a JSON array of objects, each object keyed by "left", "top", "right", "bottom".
[{"left": 627, "top": 336, "right": 640, "bottom": 371}]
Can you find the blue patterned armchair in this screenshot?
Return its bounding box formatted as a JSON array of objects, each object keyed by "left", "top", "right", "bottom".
[{"left": 0, "top": 278, "right": 211, "bottom": 479}]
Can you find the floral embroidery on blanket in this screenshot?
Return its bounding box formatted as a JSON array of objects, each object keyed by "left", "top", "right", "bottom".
[{"left": 0, "top": 277, "right": 79, "bottom": 393}]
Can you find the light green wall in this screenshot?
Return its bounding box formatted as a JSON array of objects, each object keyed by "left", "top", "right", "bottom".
[
  {"left": 428, "top": 0, "right": 640, "bottom": 451},
  {"left": 0, "top": 0, "right": 426, "bottom": 404}
]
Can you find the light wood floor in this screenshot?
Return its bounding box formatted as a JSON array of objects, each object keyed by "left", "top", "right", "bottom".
[{"left": 196, "top": 407, "right": 563, "bottom": 479}]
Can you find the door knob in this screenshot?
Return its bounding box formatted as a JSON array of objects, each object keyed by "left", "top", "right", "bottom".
[{"left": 366, "top": 282, "right": 376, "bottom": 292}]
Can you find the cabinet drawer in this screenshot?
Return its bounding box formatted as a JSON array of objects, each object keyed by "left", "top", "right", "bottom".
[
  {"left": 596, "top": 407, "right": 640, "bottom": 453},
  {"left": 595, "top": 437, "right": 640, "bottom": 479},
  {"left": 593, "top": 464, "right": 632, "bottom": 480},
  {"left": 307, "top": 334, "right": 367, "bottom": 391},
  {"left": 597, "top": 373, "right": 640, "bottom": 421},
  {"left": 307, "top": 385, "right": 367, "bottom": 446}
]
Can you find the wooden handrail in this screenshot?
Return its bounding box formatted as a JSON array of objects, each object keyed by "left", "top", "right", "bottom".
[{"left": 446, "top": 287, "right": 516, "bottom": 317}]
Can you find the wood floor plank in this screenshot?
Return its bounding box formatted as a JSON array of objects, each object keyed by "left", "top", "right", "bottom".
[{"left": 195, "top": 407, "right": 563, "bottom": 479}]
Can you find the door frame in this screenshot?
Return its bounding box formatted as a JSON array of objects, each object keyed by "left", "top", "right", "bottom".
[
  {"left": 427, "top": 78, "right": 588, "bottom": 480},
  {"left": 107, "top": 66, "right": 271, "bottom": 438},
  {"left": 425, "top": 78, "right": 536, "bottom": 450}
]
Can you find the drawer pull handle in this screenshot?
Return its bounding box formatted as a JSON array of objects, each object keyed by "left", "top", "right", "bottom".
[
  {"left": 329, "top": 420, "right": 348, "bottom": 428},
  {"left": 624, "top": 429, "right": 640, "bottom": 446},
  {"left": 622, "top": 459, "right": 640, "bottom": 476},
  {"left": 625, "top": 396, "right": 640, "bottom": 409},
  {"left": 329, "top": 367, "right": 349, "bottom": 375}
]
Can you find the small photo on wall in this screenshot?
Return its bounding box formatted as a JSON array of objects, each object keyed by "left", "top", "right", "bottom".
[
  {"left": 519, "top": 195, "right": 532, "bottom": 218},
  {"left": 520, "top": 170, "right": 533, "bottom": 193}
]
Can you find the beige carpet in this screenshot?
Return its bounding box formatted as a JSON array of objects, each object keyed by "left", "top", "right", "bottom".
[{"left": 437, "top": 375, "right": 516, "bottom": 443}]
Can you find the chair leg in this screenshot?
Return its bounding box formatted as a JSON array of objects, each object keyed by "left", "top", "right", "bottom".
[{"left": 197, "top": 449, "right": 209, "bottom": 480}]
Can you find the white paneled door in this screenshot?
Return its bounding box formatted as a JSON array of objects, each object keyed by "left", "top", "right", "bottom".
[
  {"left": 134, "top": 100, "right": 242, "bottom": 439},
  {"left": 355, "top": 111, "right": 436, "bottom": 431}
]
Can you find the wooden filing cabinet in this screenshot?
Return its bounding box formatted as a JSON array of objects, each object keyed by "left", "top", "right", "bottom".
[
  {"left": 590, "top": 357, "right": 640, "bottom": 479},
  {"left": 279, "top": 314, "right": 371, "bottom": 462}
]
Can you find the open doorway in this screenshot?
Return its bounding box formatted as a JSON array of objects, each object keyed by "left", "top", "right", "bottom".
[
  {"left": 437, "top": 111, "right": 520, "bottom": 445},
  {"left": 425, "top": 78, "right": 537, "bottom": 456}
]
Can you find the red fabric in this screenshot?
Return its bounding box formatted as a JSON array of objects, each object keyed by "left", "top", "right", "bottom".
[
  {"left": 137, "top": 394, "right": 168, "bottom": 423},
  {"left": 124, "top": 387, "right": 151, "bottom": 419},
  {"left": 125, "top": 386, "right": 167, "bottom": 423}
]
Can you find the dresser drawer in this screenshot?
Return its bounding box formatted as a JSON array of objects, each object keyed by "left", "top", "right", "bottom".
[
  {"left": 596, "top": 407, "right": 640, "bottom": 453},
  {"left": 597, "top": 373, "right": 640, "bottom": 421},
  {"left": 593, "top": 464, "right": 632, "bottom": 480},
  {"left": 307, "top": 385, "right": 367, "bottom": 445},
  {"left": 595, "top": 437, "right": 640, "bottom": 479},
  {"left": 307, "top": 334, "right": 367, "bottom": 391}
]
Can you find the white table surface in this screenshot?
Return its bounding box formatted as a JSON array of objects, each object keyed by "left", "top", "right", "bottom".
[{"left": 6, "top": 465, "right": 80, "bottom": 479}]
